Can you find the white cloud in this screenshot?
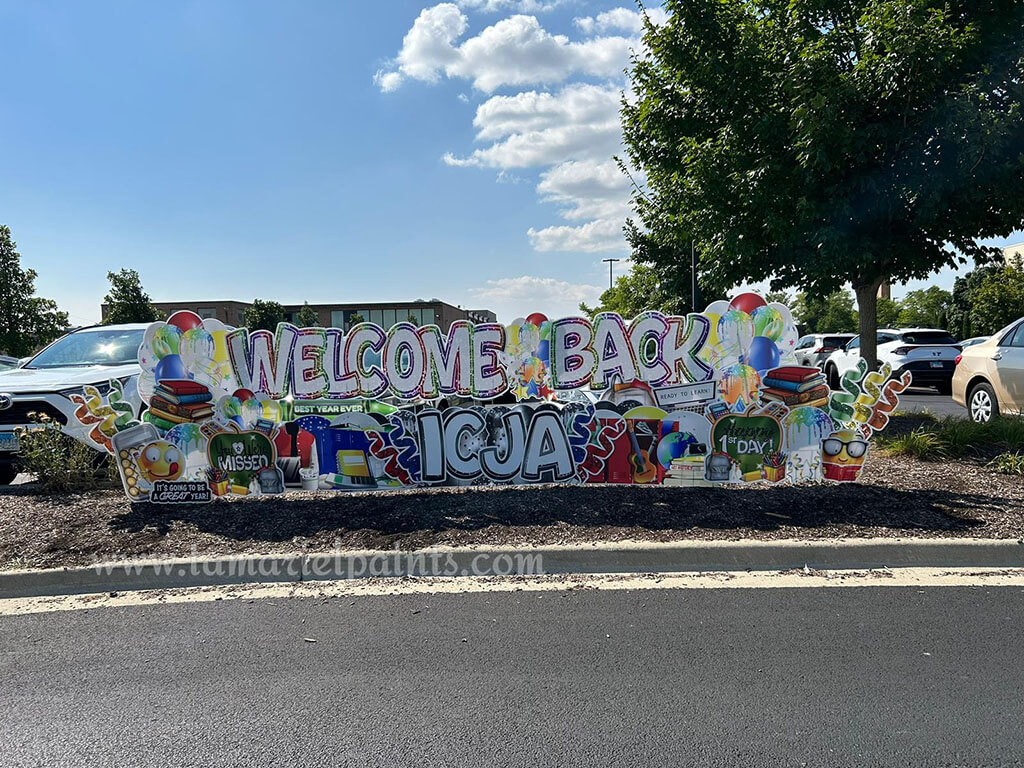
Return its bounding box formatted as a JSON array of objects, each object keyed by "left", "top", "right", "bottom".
[
  {"left": 394, "top": 3, "right": 467, "bottom": 84},
  {"left": 456, "top": 0, "right": 564, "bottom": 12},
  {"left": 444, "top": 83, "right": 623, "bottom": 168},
  {"left": 375, "top": 5, "right": 636, "bottom": 93},
  {"left": 377, "top": 5, "right": 641, "bottom": 254},
  {"left": 574, "top": 7, "right": 668, "bottom": 36},
  {"left": 536, "top": 158, "right": 633, "bottom": 221},
  {"left": 373, "top": 69, "right": 403, "bottom": 93},
  {"left": 471, "top": 275, "right": 603, "bottom": 320},
  {"left": 528, "top": 216, "right": 627, "bottom": 253}
]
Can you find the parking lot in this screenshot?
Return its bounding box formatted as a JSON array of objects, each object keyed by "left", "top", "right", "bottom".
[{"left": 895, "top": 387, "right": 967, "bottom": 418}]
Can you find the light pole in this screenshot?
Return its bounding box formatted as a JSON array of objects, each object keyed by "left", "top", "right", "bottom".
[
  {"left": 690, "top": 241, "right": 699, "bottom": 312},
  {"left": 602, "top": 258, "right": 620, "bottom": 290}
]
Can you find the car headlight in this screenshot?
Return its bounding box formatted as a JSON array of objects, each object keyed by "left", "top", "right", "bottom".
[{"left": 59, "top": 377, "right": 133, "bottom": 399}]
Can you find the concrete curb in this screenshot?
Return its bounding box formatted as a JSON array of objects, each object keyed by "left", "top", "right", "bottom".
[{"left": 2, "top": 538, "right": 1023, "bottom": 599}]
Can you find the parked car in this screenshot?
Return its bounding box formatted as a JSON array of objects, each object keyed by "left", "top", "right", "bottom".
[
  {"left": 794, "top": 333, "right": 856, "bottom": 369},
  {"left": 0, "top": 323, "right": 148, "bottom": 484},
  {"left": 958, "top": 336, "right": 989, "bottom": 349},
  {"left": 0, "top": 355, "right": 19, "bottom": 371},
  {"left": 824, "top": 328, "right": 961, "bottom": 394},
  {"left": 953, "top": 317, "right": 1024, "bottom": 422}
]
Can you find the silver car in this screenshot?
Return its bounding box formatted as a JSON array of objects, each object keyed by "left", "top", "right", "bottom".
[{"left": 794, "top": 333, "right": 856, "bottom": 369}]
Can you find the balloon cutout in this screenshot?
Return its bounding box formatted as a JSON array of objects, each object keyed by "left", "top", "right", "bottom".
[
  {"left": 166, "top": 310, "right": 204, "bottom": 333},
  {"left": 727, "top": 292, "right": 767, "bottom": 315}
]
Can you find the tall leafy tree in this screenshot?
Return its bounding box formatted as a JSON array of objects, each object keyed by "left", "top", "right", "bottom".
[
  {"left": 103, "top": 269, "right": 159, "bottom": 324},
  {"left": 948, "top": 265, "right": 1002, "bottom": 338},
  {"left": 896, "top": 286, "right": 952, "bottom": 328},
  {"left": 580, "top": 262, "right": 723, "bottom": 318},
  {"left": 623, "top": 0, "right": 1024, "bottom": 368},
  {"left": 0, "top": 225, "right": 69, "bottom": 357},
  {"left": 876, "top": 297, "right": 903, "bottom": 329},
  {"left": 297, "top": 302, "right": 319, "bottom": 328},
  {"left": 793, "top": 290, "right": 857, "bottom": 334},
  {"left": 970, "top": 266, "right": 1024, "bottom": 335},
  {"left": 246, "top": 299, "right": 285, "bottom": 332}
]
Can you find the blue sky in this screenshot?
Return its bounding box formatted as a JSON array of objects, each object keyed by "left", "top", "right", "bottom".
[{"left": 1, "top": 1, "right": 1020, "bottom": 326}]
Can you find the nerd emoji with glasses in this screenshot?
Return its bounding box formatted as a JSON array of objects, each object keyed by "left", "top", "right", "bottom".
[{"left": 821, "top": 429, "right": 869, "bottom": 482}]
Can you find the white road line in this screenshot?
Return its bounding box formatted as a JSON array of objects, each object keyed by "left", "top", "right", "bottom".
[{"left": 3, "top": 568, "right": 1024, "bottom": 616}]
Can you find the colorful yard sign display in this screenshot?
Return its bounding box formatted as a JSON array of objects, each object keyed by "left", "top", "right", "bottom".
[{"left": 73, "top": 293, "right": 911, "bottom": 503}]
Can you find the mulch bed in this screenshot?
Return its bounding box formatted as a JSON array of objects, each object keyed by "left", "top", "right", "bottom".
[{"left": 1, "top": 453, "right": 1022, "bottom": 570}]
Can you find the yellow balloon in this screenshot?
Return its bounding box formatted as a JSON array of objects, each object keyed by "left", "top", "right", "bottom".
[
  {"left": 210, "top": 330, "right": 230, "bottom": 364},
  {"left": 704, "top": 312, "right": 721, "bottom": 348}
]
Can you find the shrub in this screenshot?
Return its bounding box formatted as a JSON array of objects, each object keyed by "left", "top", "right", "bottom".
[
  {"left": 878, "top": 415, "right": 1024, "bottom": 461},
  {"left": 990, "top": 452, "right": 1024, "bottom": 475},
  {"left": 14, "top": 414, "right": 111, "bottom": 494},
  {"left": 879, "top": 427, "right": 949, "bottom": 460}
]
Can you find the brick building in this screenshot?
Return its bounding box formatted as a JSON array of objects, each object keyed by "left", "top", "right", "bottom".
[{"left": 102, "top": 298, "right": 496, "bottom": 331}]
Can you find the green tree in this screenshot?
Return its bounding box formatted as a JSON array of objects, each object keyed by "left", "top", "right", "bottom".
[
  {"left": 246, "top": 299, "right": 285, "bottom": 332},
  {"left": 793, "top": 291, "right": 857, "bottom": 334},
  {"left": 0, "top": 225, "right": 69, "bottom": 357},
  {"left": 297, "top": 302, "right": 319, "bottom": 328},
  {"left": 896, "top": 286, "right": 952, "bottom": 328},
  {"left": 949, "top": 265, "right": 1002, "bottom": 338},
  {"left": 622, "top": 0, "right": 1024, "bottom": 369},
  {"left": 348, "top": 312, "right": 365, "bottom": 329},
  {"left": 580, "top": 262, "right": 722, "bottom": 318},
  {"left": 103, "top": 269, "right": 159, "bottom": 325},
  {"left": 971, "top": 266, "right": 1024, "bottom": 335},
  {"left": 876, "top": 297, "right": 904, "bottom": 329}
]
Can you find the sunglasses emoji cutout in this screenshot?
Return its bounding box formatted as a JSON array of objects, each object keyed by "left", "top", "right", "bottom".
[{"left": 821, "top": 429, "right": 869, "bottom": 482}]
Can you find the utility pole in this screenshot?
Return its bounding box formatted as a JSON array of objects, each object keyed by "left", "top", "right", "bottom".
[
  {"left": 690, "top": 241, "right": 699, "bottom": 312},
  {"left": 602, "top": 258, "right": 620, "bottom": 290}
]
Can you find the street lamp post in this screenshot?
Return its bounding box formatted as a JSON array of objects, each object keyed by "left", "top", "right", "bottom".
[
  {"left": 602, "top": 258, "right": 620, "bottom": 290},
  {"left": 690, "top": 241, "right": 699, "bottom": 312}
]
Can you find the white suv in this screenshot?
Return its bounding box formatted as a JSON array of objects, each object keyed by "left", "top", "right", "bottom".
[
  {"left": 823, "top": 329, "right": 961, "bottom": 395},
  {"left": 0, "top": 324, "right": 147, "bottom": 484}
]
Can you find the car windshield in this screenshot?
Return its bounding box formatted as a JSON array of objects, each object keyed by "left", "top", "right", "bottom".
[
  {"left": 27, "top": 328, "right": 145, "bottom": 368},
  {"left": 822, "top": 335, "right": 851, "bottom": 347},
  {"left": 900, "top": 331, "right": 956, "bottom": 344}
]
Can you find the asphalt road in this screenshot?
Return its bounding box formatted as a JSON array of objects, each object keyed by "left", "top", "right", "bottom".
[
  {"left": 895, "top": 386, "right": 966, "bottom": 417},
  {"left": 2, "top": 585, "right": 1023, "bottom": 767}
]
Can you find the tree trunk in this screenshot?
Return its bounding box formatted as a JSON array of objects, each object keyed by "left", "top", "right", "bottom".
[{"left": 853, "top": 278, "right": 884, "bottom": 371}]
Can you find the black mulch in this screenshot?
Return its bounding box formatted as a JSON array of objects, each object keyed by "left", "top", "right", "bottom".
[{"left": 0, "top": 454, "right": 1021, "bottom": 570}]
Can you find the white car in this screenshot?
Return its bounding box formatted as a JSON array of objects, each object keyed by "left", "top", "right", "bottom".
[
  {"left": 823, "top": 328, "right": 961, "bottom": 395},
  {"left": 0, "top": 324, "right": 148, "bottom": 485}
]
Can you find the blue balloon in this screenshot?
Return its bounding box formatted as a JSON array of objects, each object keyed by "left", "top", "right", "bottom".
[
  {"left": 537, "top": 339, "right": 550, "bottom": 363},
  {"left": 743, "top": 336, "right": 780, "bottom": 374},
  {"left": 153, "top": 353, "right": 187, "bottom": 381}
]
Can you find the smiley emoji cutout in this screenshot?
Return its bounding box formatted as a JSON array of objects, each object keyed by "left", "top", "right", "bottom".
[
  {"left": 138, "top": 441, "right": 184, "bottom": 483},
  {"left": 821, "top": 429, "right": 869, "bottom": 482}
]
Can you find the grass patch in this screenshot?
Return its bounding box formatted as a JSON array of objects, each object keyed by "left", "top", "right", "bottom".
[
  {"left": 990, "top": 452, "right": 1024, "bottom": 475},
  {"left": 877, "top": 416, "right": 1024, "bottom": 461},
  {"left": 880, "top": 428, "right": 949, "bottom": 460}
]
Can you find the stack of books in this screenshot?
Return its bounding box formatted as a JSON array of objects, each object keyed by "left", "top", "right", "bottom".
[
  {"left": 760, "top": 366, "right": 829, "bottom": 408},
  {"left": 147, "top": 380, "right": 214, "bottom": 430}
]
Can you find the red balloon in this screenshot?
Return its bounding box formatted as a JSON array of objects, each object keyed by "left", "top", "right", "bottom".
[
  {"left": 167, "top": 310, "right": 203, "bottom": 332},
  {"left": 525, "top": 312, "right": 548, "bottom": 327},
  {"left": 232, "top": 388, "right": 255, "bottom": 401},
  {"left": 727, "top": 292, "right": 767, "bottom": 315}
]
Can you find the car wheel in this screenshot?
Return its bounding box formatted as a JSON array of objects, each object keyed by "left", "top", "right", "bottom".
[
  {"left": 825, "top": 364, "right": 839, "bottom": 390},
  {"left": 968, "top": 383, "right": 999, "bottom": 423},
  {"left": 0, "top": 463, "right": 16, "bottom": 486},
  {"left": 935, "top": 381, "right": 952, "bottom": 396}
]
